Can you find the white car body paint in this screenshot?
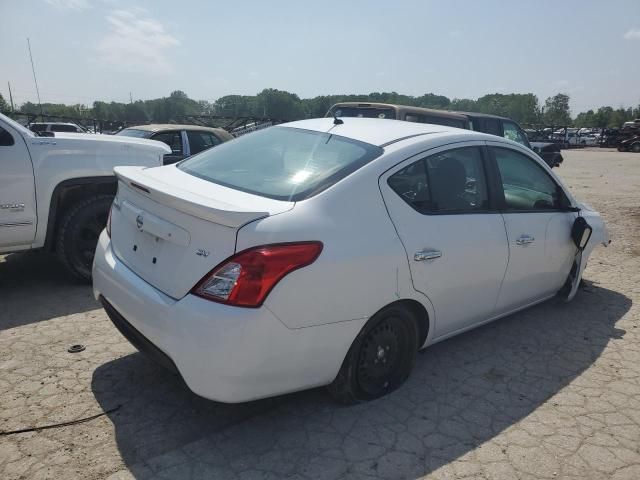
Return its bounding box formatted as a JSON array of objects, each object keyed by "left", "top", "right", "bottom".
[
  {"left": 93, "top": 118, "right": 609, "bottom": 403},
  {"left": 0, "top": 113, "right": 170, "bottom": 253}
]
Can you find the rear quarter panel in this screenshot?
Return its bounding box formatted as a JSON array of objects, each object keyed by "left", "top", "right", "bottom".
[{"left": 234, "top": 141, "right": 445, "bottom": 334}]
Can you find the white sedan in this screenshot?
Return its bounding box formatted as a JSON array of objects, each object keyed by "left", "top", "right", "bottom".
[{"left": 93, "top": 118, "right": 609, "bottom": 403}]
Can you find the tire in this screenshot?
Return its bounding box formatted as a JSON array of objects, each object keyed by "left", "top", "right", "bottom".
[
  {"left": 327, "top": 304, "right": 419, "bottom": 404},
  {"left": 56, "top": 194, "right": 113, "bottom": 281},
  {"left": 632, "top": 143, "right": 640, "bottom": 153}
]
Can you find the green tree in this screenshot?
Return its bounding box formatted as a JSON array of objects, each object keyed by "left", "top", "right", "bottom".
[
  {"left": 543, "top": 93, "right": 571, "bottom": 125},
  {"left": 0, "top": 93, "right": 8, "bottom": 113}
]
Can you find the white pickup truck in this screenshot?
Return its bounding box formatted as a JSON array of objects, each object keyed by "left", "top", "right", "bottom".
[{"left": 0, "top": 113, "right": 170, "bottom": 280}]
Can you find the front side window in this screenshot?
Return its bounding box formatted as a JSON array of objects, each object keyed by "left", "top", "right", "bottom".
[
  {"left": 502, "top": 121, "right": 530, "bottom": 147},
  {"left": 492, "top": 147, "right": 565, "bottom": 211},
  {"left": 187, "top": 131, "right": 221, "bottom": 155},
  {"left": 152, "top": 131, "right": 183, "bottom": 155},
  {"left": 179, "top": 126, "right": 382, "bottom": 201},
  {"left": 0, "top": 126, "right": 15, "bottom": 146},
  {"left": 388, "top": 147, "right": 489, "bottom": 214}
]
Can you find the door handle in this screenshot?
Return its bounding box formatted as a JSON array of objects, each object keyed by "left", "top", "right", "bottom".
[
  {"left": 414, "top": 249, "right": 442, "bottom": 261},
  {"left": 516, "top": 234, "right": 535, "bottom": 245}
]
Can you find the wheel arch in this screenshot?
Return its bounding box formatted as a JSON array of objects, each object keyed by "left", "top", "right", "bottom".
[{"left": 44, "top": 176, "right": 117, "bottom": 251}]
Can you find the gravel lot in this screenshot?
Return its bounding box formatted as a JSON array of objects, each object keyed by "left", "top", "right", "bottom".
[{"left": 1, "top": 148, "right": 639, "bottom": 480}]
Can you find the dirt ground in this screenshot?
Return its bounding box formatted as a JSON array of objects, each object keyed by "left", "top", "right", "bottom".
[{"left": 1, "top": 148, "right": 639, "bottom": 480}]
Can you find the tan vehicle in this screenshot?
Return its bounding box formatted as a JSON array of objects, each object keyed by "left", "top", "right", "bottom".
[
  {"left": 116, "top": 124, "right": 234, "bottom": 164},
  {"left": 327, "top": 102, "right": 563, "bottom": 168},
  {"left": 328, "top": 102, "right": 470, "bottom": 129}
]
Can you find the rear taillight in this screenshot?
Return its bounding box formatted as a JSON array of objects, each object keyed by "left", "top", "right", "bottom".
[
  {"left": 192, "top": 242, "right": 323, "bottom": 307},
  {"left": 106, "top": 204, "right": 113, "bottom": 238}
]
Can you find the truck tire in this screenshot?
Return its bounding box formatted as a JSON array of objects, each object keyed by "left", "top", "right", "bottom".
[
  {"left": 56, "top": 194, "right": 113, "bottom": 281},
  {"left": 632, "top": 143, "right": 640, "bottom": 153}
]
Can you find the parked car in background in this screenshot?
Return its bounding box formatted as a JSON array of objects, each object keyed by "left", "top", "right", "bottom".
[
  {"left": 116, "top": 124, "right": 233, "bottom": 164},
  {"left": 327, "top": 103, "right": 563, "bottom": 167},
  {"left": 29, "top": 122, "right": 86, "bottom": 134},
  {"left": 0, "top": 112, "right": 170, "bottom": 280},
  {"left": 618, "top": 134, "right": 640, "bottom": 153},
  {"left": 93, "top": 117, "right": 607, "bottom": 404}
]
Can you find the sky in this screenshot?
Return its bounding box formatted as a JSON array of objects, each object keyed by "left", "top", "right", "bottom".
[{"left": 1, "top": 0, "right": 639, "bottom": 114}]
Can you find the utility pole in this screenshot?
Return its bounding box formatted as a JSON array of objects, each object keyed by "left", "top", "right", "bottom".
[
  {"left": 7, "top": 82, "right": 15, "bottom": 112},
  {"left": 129, "top": 92, "right": 133, "bottom": 104},
  {"left": 27, "top": 38, "right": 44, "bottom": 118}
]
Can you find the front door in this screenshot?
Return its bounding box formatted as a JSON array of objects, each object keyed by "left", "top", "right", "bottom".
[
  {"left": 380, "top": 144, "right": 509, "bottom": 338},
  {"left": 0, "top": 123, "right": 37, "bottom": 248},
  {"left": 488, "top": 144, "right": 577, "bottom": 314}
]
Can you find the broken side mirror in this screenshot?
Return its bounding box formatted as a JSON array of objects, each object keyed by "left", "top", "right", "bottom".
[{"left": 571, "top": 216, "right": 592, "bottom": 251}]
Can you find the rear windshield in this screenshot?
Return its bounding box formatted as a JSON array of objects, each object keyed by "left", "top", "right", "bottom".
[
  {"left": 178, "top": 126, "right": 383, "bottom": 201},
  {"left": 116, "top": 128, "right": 152, "bottom": 138},
  {"left": 329, "top": 106, "right": 397, "bottom": 120}
]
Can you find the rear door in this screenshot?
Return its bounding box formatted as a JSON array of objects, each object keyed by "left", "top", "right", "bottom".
[
  {"left": 186, "top": 130, "right": 221, "bottom": 156},
  {"left": 487, "top": 143, "right": 577, "bottom": 314},
  {"left": 0, "top": 123, "right": 37, "bottom": 248},
  {"left": 151, "top": 130, "right": 185, "bottom": 164},
  {"left": 380, "top": 143, "right": 509, "bottom": 337}
]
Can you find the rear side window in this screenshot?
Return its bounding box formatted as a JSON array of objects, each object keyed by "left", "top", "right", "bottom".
[
  {"left": 152, "top": 131, "right": 183, "bottom": 155},
  {"left": 179, "top": 127, "right": 382, "bottom": 201},
  {"left": 116, "top": 129, "right": 152, "bottom": 138},
  {"left": 404, "top": 113, "right": 467, "bottom": 129},
  {"left": 472, "top": 117, "right": 502, "bottom": 136},
  {"left": 51, "top": 124, "right": 80, "bottom": 132},
  {"left": 30, "top": 124, "right": 47, "bottom": 133},
  {"left": 492, "top": 147, "right": 565, "bottom": 210},
  {"left": 330, "top": 106, "right": 397, "bottom": 119},
  {"left": 388, "top": 147, "right": 489, "bottom": 214},
  {"left": 187, "top": 131, "right": 221, "bottom": 155}
]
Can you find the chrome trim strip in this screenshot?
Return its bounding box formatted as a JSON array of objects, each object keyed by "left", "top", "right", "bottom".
[{"left": 0, "top": 221, "right": 34, "bottom": 227}]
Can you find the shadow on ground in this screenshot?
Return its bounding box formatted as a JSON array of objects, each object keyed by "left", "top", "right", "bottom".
[
  {"left": 0, "top": 252, "right": 98, "bottom": 329},
  {"left": 92, "top": 284, "right": 631, "bottom": 479}
]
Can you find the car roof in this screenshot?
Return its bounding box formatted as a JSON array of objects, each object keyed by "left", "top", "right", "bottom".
[
  {"left": 283, "top": 117, "right": 479, "bottom": 147},
  {"left": 331, "top": 102, "right": 469, "bottom": 120},
  {"left": 123, "top": 124, "right": 229, "bottom": 135},
  {"left": 31, "top": 122, "right": 79, "bottom": 126}
]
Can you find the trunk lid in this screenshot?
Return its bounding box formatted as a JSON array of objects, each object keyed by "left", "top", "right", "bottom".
[{"left": 111, "top": 165, "right": 294, "bottom": 299}]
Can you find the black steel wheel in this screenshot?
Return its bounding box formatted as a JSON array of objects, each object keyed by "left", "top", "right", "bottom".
[
  {"left": 328, "top": 304, "right": 418, "bottom": 404},
  {"left": 56, "top": 195, "right": 113, "bottom": 281}
]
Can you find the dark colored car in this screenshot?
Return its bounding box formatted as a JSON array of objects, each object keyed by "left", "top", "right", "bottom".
[
  {"left": 116, "top": 124, "right": 234, "bottom": 164},
  {"left": 618, "top": 134, "right": 640, "bottom": 153},
  {"left": 327, "top": 103, "right": 563, "bottom": 168}
]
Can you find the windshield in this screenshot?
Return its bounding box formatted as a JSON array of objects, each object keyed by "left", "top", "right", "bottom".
[
  {"left": 178, "top": 126, "right": 383, "bottom": 201},
  {"left": 329, "top": 106, "right": 397, "bottom": 120},
  {"left": 116, "top": 128, "right": 152, "bottom": 138}
]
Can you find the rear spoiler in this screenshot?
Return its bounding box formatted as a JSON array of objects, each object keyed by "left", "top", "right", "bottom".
[{"left": 114, "top": 166, "right": 270, "bottom": 228}]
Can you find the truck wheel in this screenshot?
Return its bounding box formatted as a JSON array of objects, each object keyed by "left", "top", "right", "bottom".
[
  {"left": 56, "top": 195, "right": 113, "bottom": 281},
  {"left": 632, "top": 143, "right": 640, "bottom": 153}
]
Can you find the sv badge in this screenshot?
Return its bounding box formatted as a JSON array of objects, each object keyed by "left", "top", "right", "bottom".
[{"left": 196, "top": 249, "right": 210, "bottom": 257}]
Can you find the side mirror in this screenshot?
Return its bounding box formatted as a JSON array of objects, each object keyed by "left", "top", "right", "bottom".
[{"left": 571, "top": 217, "right": 592, "bottom": 250}]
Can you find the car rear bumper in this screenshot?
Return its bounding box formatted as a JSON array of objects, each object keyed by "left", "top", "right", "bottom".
[{"left": 92, "top": 231, "right": 362, "bottom": 403}]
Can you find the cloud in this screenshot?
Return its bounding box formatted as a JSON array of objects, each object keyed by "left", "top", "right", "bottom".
[
  {"left": 96, "top": 9, "right": 180, "bottom": 74},
  {"left": 45, "top": 0, "right": 90, "bottom": 10},
  {"left": 623, "top": 28, "right": 640, "bottom": 40},
  {"left": 448, "top": 29, "right": 462, "bottom": 38}
]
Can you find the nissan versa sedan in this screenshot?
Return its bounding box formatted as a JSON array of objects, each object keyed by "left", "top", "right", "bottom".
[{"left": 93, "top": 118, "right": 609, "bottom": 404}]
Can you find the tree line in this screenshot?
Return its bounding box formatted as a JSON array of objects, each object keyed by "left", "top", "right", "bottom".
[{"left": 1, "top": 89, "right": 638, "bottom": 129}]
